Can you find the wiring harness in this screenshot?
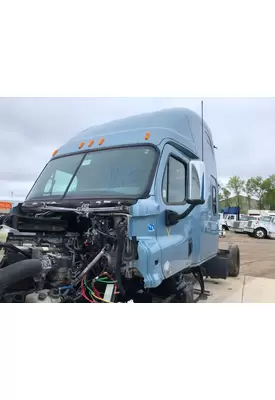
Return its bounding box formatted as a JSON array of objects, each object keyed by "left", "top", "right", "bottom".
[{"left": 81, "top": 271, "right": 119, "bottom": 303}]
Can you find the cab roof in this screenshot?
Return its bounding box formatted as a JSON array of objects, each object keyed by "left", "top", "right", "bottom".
[{"left": 53, "top": 108, "right": 212, "bottom": 159}]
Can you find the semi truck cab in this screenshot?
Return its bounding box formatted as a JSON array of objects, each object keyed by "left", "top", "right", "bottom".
[{"left": 0, "top": 108, "right": 240, "bottom": 303}]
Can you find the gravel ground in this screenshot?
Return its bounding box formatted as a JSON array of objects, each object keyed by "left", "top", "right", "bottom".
[{"left": 219, "top": 231, "right": 275, "bottom": 279}]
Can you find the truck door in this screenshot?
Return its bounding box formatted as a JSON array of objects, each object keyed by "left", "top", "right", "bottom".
[{"left": 154, "top": 144, "right": 193, "bottom": 278}]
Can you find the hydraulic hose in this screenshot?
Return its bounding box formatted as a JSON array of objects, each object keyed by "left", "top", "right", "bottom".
[
  {"left": 0, "top": 259, "right": 42, "bottom": 293},
  {"left": 115, "top": 226, "right": 126, "bottom": 297},
  {"left": 0, "top": 242, "right": 31, "bottom": 259}
]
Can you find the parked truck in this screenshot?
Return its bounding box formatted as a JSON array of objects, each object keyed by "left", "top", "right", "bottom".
[
  {"left": 232, "top": 215, "right": 260, "bottom": 234},
  {"left": 244, "top": 215, "right": 275, "bottom": 239},
  {"left": 219, "top": 207, "right": 243, "bottom": 231},
  {"left": 0, "top": 108, "right": 240, "bottom": 303}
]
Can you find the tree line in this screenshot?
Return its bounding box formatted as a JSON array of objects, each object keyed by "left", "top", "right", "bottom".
[{"left": 219, "top": 175, "right": 275, "bottom": 210}]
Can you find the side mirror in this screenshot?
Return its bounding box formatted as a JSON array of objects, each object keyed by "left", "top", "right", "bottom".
[{"left": 186, "top": 160, "right": 206, "bottom": 205}]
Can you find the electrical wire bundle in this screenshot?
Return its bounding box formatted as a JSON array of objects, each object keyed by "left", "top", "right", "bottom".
[{"left": 81, "top": 271, "right": 119, "bottom": 303}]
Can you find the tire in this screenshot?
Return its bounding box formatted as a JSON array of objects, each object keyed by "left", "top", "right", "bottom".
[
  {"left": 228, "top": 244, "right": 240, "bottom": 277},
  {"left": 222, "top": 225, "right": 229, "bottom": 231},
  {"left": 255, "top": 228, "right": 267, "bottom": 239}
]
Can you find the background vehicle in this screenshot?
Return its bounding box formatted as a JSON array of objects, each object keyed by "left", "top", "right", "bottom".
[
  {"left": 244, "top": 215, "right": 275, "bottom": 239},
  {"left": 0, "top": 107, "right": 240, "bottom": 303},
  {"left": 219, "top": 207, "right": 245, "bottom": 230},
  {"left": 0, "top": 201, "right": 12, "bottom": 215},
  {"left": 232, "top": 215, "right": 260, "bottom": 234},
  {"left": 248, "top": 209, "right": 275, "bottom": 217}
]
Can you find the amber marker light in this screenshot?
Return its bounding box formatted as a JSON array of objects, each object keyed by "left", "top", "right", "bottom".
[{"left": 144, "top": 132, "right": 150, "bottom": 140}]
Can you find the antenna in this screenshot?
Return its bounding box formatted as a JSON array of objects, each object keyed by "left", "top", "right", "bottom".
[{"left": 201, "top": 100, "right": 204, "bottom": 161}]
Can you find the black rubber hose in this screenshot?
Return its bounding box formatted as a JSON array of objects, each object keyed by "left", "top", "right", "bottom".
[
  {"left": 0, "top": 242, "right": 31, "bottom": 259},
  {"left": 115, "top": 227, "right": 126, "bottom": 297},
  {"left": 192, "top": 267, "right": 205, "bottom": 303},
  {"left": 0, "top": 259, "right": 42, "bottom": 293}
]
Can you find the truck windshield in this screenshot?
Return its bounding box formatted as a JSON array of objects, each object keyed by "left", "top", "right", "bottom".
[
  {"left": 260, "top": 216, "right": 271, "bottom": 222},
  {"left": 240, "top": 216, "right": 254, "bottom": 221},
  {"left": 26, "top": 146, "right": 158, "bottom": 200}
]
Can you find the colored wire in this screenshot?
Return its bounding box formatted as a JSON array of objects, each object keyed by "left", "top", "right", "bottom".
[
  {"left": 84, "top": 276, "right": 113, "bottom": 303},
  {"left": 96, "top": 278, "right": 117, "bottom": 284},
  {"left": 101, "top": 271, "right": 116, "bottom": 280},
  {"left": 83, "top": 276, "right": 103, "bottom": 302},
  {"left": 90, "top": 291, "right": 112, "bottom": 303},
  {"left": 81, "top": 275, "right": 94, "bottom": 303},
  {"left": 98, "top": 272, "right": 120, "bottom": 295},
  {"left": 91, "top": 281, "right": 101, "bottom": 298},
  {"left": 82, "top": 287, "right": 93, "bottom": 303},
  {"left": 98, "top": 272, "right": 118, "bottom": 285},
  {"left": 97, "top": 276, "right": 119, "bottom": 294},
  {"left": 81, "top": 271, "right": 118, "bottom": 303}
]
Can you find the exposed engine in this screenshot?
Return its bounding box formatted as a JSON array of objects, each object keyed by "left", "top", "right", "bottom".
[{"left": 0, "top": 204, "right": 141, "bottom": 303}]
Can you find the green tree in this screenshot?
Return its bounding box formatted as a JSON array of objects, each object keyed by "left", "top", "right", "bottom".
[
  {"left": 263, "top": 175, "right": 275, "bottom": 210},
  {"left": 227, "top": 176, "right": 245, "bottom": 208},
  {"left": 218, "top": 181, "right": 223, "bottom": 202},
  {"left": 246, "top": 176, "right": 267, "bottom": 209},
  {"left": 221, "top": 187, "right": 231, "bottom": 207},
  {"left": 244, "top": 178, "right": 255, "bottom": 209}
]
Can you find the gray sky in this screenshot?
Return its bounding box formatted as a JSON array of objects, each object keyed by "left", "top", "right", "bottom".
[{"left": 0, "top": 97, "right": 274, "bottom": 199}]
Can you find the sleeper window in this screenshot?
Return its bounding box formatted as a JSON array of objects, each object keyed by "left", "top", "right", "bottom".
[{"left": 212, "top": 185, "right": 217, "bottom": 215}]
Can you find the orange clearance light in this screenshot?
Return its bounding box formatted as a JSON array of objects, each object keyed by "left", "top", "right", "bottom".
[
  {"left": 88, "top": 139, "right": 94, "bottom": 147},
  {"left": 52, "top": 149, "right": 58, "bottom": 156},
  {"left": 98, "top": 138, "right": 105, "bottom": 145},
  {"left": 144, "top": 132, "right": 150, "bottom": 140},
  {"left": 79, "top": 141, "right": 85, "bottom": 149}
]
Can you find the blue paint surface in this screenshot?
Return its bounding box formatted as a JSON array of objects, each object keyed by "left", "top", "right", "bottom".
[{"left": 45, "top": 108, "right": 219, "bottom": 288}]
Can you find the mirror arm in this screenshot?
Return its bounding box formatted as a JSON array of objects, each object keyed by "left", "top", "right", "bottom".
[
  {"left": 165, "top": 201, "right": 204, "bottom": 227},
  {"left": 177, "top": 204, "right": 196, "bottom": 221},
  {"left": 186, "top": 199, "right": 205, "bottom": 205}
]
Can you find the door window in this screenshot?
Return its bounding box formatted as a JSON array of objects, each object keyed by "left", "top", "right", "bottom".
[{"left": 162, "top": 155, "right": 186, "bottom": 204}]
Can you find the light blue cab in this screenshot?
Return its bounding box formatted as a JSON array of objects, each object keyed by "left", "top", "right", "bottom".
[{"left": 25, "top": 108, "right": 238, "bottom": 301}]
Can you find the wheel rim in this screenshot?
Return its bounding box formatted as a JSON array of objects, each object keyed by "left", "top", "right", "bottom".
[{"left": 256, "top": 230, "right": 264, "bottom": 238}]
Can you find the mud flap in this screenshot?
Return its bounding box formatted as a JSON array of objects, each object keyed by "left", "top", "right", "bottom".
[{"left": 202, "top": 250, "right": 229, "bottom": 280}]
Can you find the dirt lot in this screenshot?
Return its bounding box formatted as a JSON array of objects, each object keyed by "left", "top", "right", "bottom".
[{"left": 219, "top": 231, "right": 275, "bottom": 279}]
